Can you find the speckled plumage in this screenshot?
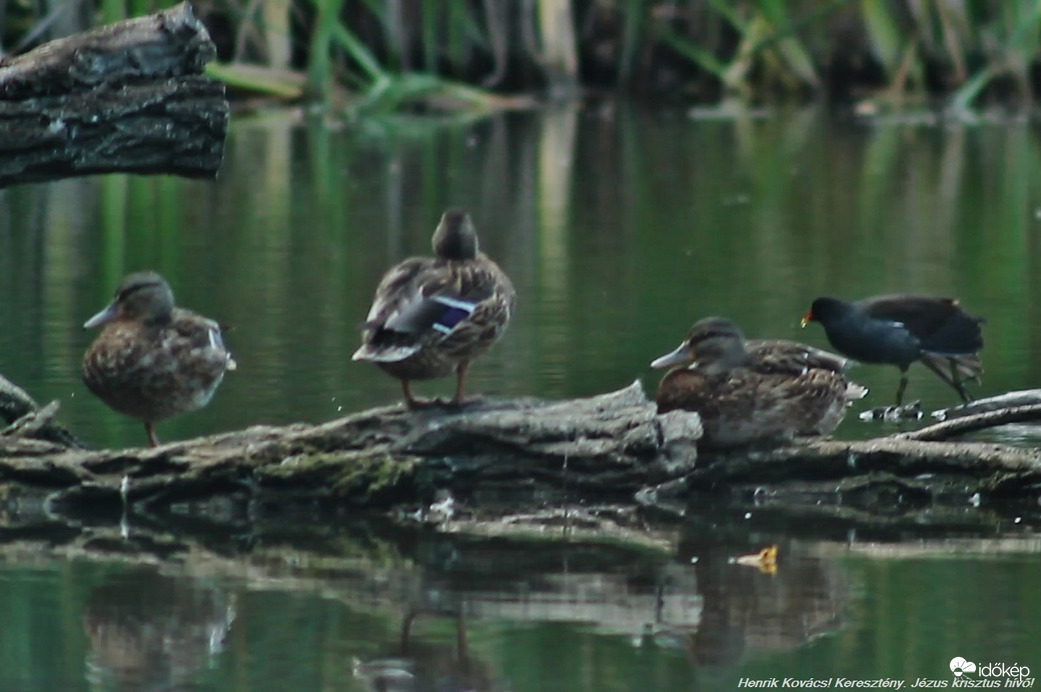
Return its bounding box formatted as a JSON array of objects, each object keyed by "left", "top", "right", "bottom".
[
  {"left": 352, "top": 209, "right": 515, "bottom": 408},
  {"left": 82, "top": 272, "right": 236, "bottom": 447},
  {"left": 651, "top": 317, "right": 866, "bottom": 449}
]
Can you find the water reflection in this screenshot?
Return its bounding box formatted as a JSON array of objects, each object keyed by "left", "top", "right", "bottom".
[
  {"left": 4, "top": 106, "right": 1041, "bottom": 449},
  {"left": 0, "top": 510, "right": 1039, "bottom": 691},
  {"left": 678, "top": 538, "right": 846, "bottom": 668},
  {"left": 83, "top": 569, "right": 234, "bottom": 691},
  {"left": 353, "top": 613, "right": 499, "bottom": 691}
]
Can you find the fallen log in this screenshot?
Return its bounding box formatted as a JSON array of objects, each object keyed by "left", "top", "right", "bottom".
[
  {"left": 897, "top": 402, "right": 1041, "bottom": 442},
  {"left": 2, "top": 375, "right": 1041, "bottom": 526},
  {"left": 0, "top": 381, "right": 701, "bottom": 517},
  {"left": 0, "top": 1, "right": 227, "bottom": 187}
]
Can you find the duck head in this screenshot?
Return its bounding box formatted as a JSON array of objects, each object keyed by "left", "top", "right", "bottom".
[
  {"left": 84, "top": 272, "right": 175, "bottom": 329},
  {"left": 651, "top": 316, "right": 750, "bottom": 375},
  {"left": 432, "top": 209, "right": 479, "bottom": 261}
]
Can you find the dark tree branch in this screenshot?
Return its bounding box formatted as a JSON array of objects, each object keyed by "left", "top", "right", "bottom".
[
  {"left": 0, "top": 2, "right": 228, "bottom": 187},
  {"left": 894, "top": 403, "right": 1041, "bottom": 442}
]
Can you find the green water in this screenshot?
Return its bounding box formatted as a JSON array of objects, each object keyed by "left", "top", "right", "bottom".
[
  {"left": 2, "top": 105, "right": 1041, "bottom": 691},
  {"left": 3, "top": 106, "right": 1040, "bottom": 447},
  {"left": 0, "top": 519, "right": 1038, "bottom": 692}
]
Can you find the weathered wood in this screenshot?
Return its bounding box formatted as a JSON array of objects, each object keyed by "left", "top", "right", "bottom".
[
  {"left": 0, "top": 2, "right": 215, "bottom": 99},
  {"left": 638, "top": 435, "right": 1041, "bottom": 523},
  {"left": 897, "top": 403, "right": 1041, "bottom": 442},
  {"left": 0, "top": 381, "right": 701, "bottom": 515},
  {"left": 932, "top": 389, "right": 1041, "bottom": 420},
  {"left": 3, "top": 372, "right": 1041, "bottom": 523},
  {"left": 0, "top": 2, "right": 228, "bottom": 187},
  {"left": 1, "top": 373, "right": 85, "bottom": 448}
]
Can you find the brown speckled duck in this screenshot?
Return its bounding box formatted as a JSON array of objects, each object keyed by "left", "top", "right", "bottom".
[
  {"left": 352, "top": 209, "right": 515, "bottom": 408},
  {"left": 651, "top": 317, "right": 867, "bottom": 449},
  {"left": 82, "top": 271, "right": 236, "bottom": 447}
]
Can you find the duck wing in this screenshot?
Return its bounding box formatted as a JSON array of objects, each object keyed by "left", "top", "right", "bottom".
[
  {"left": 354, "top": 257, "right": 511, "bottom": 363},
  {"left": 172, "top": 309, "right": 237, "bottom": 372},
  {"left": 747, "top": 339, "right": 852, "bottom": 375}
]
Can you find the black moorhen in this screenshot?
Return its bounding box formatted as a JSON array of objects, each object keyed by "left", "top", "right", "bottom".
[{"left": 801, "top": 295, "right": 984, "bottom": 405}]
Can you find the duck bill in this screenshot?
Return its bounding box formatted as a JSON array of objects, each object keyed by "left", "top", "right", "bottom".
[
  {"left": 650, "top": 343, "right": 693, "bottom": 370},
  {"left": 83, "top": 302, "right": 119, "bottom": 329}
]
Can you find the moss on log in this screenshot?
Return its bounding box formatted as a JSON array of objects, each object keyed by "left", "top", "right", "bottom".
[
  {"left": 0, "top": 382, "right": 700, "bottom": 516},
  {"left": 3, "top": 373, "right": 1041, "bottom": 527}
]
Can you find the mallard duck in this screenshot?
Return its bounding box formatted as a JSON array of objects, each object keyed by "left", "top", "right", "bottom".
[
  {"left": 651, "top": 317, "right": 867, "bottom": 449},
  {"left": 82, "top": 271, "right": 236, "bottom": 447},
  {"left": 352, "top": 209, "right": 515, "bottom": 408},
  {"left": 801, "top": 295, "right": 983, "bottom": 405}
]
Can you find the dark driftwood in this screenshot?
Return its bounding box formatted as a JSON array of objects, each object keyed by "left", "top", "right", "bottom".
[
  {"left": 898, "top": 403, "right": 1041, "bottom": 442},
  {"left": 0, "top": 374, "right": 83, "bottom": 448},
  {"left": 638, "top": 399, "right": 1041, "bottom": 520},
  {"left": 3, "top": 374, "right": 1041, "bottom": 525},
  {"left": 0, "top": 2, "right": 227, "bottom": 187},
  {"left": 0, "top": 381, "right": 701, "bottom": 515}
]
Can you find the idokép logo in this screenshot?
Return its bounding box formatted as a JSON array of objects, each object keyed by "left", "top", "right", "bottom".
[{"left": 950, "top": 658, "right": 977, "bottom": 677}]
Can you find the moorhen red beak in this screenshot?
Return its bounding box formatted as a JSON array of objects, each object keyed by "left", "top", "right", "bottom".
[{"left": 801, "top": 295, "right": 984, "bottom": 406}]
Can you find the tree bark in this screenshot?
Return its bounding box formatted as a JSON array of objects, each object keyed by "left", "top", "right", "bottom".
[
  {"left": 0, "top": 2, "right": 227, "bottom": 187},
  {"left": 3, "top": 375, "right": 1041, "bottom": 525},
  {"left": 0, "top": 381, "right": 701, "bottom": 516}
]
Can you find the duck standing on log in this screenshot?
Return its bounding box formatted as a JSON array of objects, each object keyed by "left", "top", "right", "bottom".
[
  {"left": 651, "top": 316, "right": 867, "bottom": 449},
  {"left": 353, "top": 209, "right": 516, "bottom": 409},
  {"left": 82, "top": 271, "right": 236, "bottom": 447},
  {"left": 800, "top": 295, "right": 984, "bottom": 406}
]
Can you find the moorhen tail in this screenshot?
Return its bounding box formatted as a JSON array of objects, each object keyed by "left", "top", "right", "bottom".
[{"left": 801, "top": 295, "right": 984, "bottom": 406}]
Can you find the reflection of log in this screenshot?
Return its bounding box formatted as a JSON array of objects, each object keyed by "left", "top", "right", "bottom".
[
  {"left": 0, "top": 2, "right": 227, "bottom": 188},
  {"left": 0, "top": 517, "right": 852, "bottom": 672}
]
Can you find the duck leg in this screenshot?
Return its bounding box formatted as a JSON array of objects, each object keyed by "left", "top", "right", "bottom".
[
  {"left": 450, "top": 362, "right": 470, "bottom": 405},
  {"left": 402, "top": 380, "right": 438, "bottom": 409},
  {"left": 401, "top": 380, "right": 424, "bottom": 409},
  {"left": 144, "top": 421, "right": 160, "bottom": 448}
]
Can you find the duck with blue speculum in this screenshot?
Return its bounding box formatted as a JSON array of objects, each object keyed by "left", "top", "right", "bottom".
[
  {"left": 651, "top": 316, "right": 867, "bottom": 449},
  {"left": 82, "top": 271, "right": 237, "bottom": 448},
  {"left": 352, "top": 209, "right": 516, "bottom": 409}
]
